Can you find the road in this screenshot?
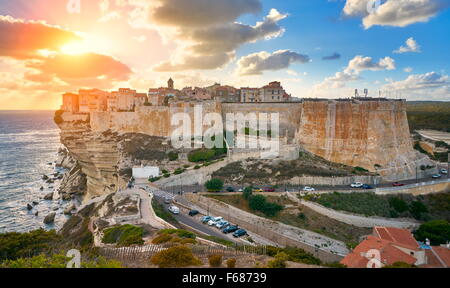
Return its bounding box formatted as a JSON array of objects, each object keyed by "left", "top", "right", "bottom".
[
  {"left": 170, "top": 172, "right": 449, "bottom": 193},
  {"left": 138, "top": 184, "right": 240, "bottom": 244}
]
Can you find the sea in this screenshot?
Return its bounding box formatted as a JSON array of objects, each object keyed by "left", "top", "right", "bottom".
[{"left": 0, "top": 110, "right": 70, "bottom": 233}]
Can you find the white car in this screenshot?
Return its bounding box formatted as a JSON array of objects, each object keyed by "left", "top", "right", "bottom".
[
  {"left": 350, "top": 182, "right": 364, "bottom": 188},
  {"left": 440, "top": 169, "right": 448, "bottom": 175},
  {"left": 168, "top": 206, "right": 180, "bottom": 215},
  {"left": 302, "top": 186, "right": 315, "bottom": 192},
  {"left": 208, "top": 217, "right": 223, "bottom": 226}
]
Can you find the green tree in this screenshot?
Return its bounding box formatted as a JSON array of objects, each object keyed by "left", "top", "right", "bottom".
[
  {"left": 410, "top": 201, "right": 428, "bottom": 220},
  {"left": 205, "top": 178, "right": 224, "bottom": 192},
  {"left": 414, "top": 220, "right": 450, "bottom": 245},
  {"left": 389, "top": 197, "right": 409, "bottom": 214},
  {"left": 243, "top": 187, "right": 253, "bottom": 200}
]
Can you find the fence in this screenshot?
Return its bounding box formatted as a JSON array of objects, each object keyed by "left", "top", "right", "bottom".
[{"left": 99, "top": 244, "right": 266, "bottom": 261}]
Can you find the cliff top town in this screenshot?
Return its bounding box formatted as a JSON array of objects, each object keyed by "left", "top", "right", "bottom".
[{"left": 61, "top": 78, "right": 295, "bottom": 114}]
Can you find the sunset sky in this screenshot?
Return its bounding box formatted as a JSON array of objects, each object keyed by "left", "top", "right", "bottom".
[{"left": 0, "top": 0, "right": 449, "bottom": 110}]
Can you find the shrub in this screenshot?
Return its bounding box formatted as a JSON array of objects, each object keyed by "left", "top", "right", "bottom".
[
  {"left": 150, "top": 246, "right": 202, "bottom": 268},
  {"left": 414, "top": 220, "right": 450, "bottom": 245},
  {"left": 0, "top": 229, "right": 62, "bottom": 261},
  {"left": 152, "top": 233, "right": 173, "bottom": 244},
  {"left": 243, "top": 187, "right": 253, "bottom": 200},
  {"left": 389, "top": 197, "right": 409, "bottom": 213},
  {"left": 194, "top": 165, "right": 201, "bottom": 170},
  {"left": 226, "top": 258, "right": 236, "bottom": 268},
  {"left": 162, "top": 169, "right": 169, "bottom": 174},
  {"left": 205, "top": 178, "right": 224, "bottom": 192},
  {"left": 102, "top": 225, "right": 144, "bottom": 247},
  {"left": 164, "top": 173, "right": 170, "bottom": 178},
  {"left": 267, "top": 252, "right": 289, "bottom": 268},
  {"left": 158, "top": 229, "right": 196, "bottom": 239},
  {"left": 149, "top": 176, "right": 161, "bottom": 183},
  {"left": 188, "top": 149, "right": 216, "bottom": 163},
  {"left": 410, "top": 201, "right": 428, "bottom": 220},
  {"left": 183, "top": 165, "right": 190, "bottom": 169},
  {"left": 174, "top": 168, "right": 186, "bottom": 175},
  {"left": 208, "top": 254, "right": 223, "bottom": 267},
  {"left": 168, "top": 151, "right": 179, "bottom": 161},
  {"left": 248, "top": 195, "right": 283, "bottom": 217}
]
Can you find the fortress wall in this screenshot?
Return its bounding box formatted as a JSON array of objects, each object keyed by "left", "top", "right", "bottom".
[
  {"left": 90, "top": 102, "right": 221, "bottom": 137},
  {"left": 221, "top": 103, "right": 303, "bottom": 139}
]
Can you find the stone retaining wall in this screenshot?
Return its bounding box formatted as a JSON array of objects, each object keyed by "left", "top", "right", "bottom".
[{"left": 186, "top": 194, "right": 348, "bottom": 263}]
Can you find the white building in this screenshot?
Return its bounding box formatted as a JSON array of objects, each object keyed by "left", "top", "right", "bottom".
[{"left": 132, "top": 166, "right": 160, "bottom": 179}]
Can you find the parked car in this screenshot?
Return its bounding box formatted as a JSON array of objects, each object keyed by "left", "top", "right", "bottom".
[
  {"left": 238, "top": 188, "right": 243, "bottom": 192},
  {"left": 362, "top": 184, "right": 374, "bottom": 189},
  {"left": 432, "top": 174, "right": 442, "bottom": 179},
  {"left": 233, "top": 229, "right": 247, "bottom": 238},
  {"left": 164, "top": 197, "right": 172, "bottom": 204},
  {"left": 168, "top": 206, "right": 180, "bottom": 215},
  {"left": 252, "top": 188, "right": 264, "bottom": 193},
  {"left": 350, "top": 182, "right": 364, "bottom": 188},
  {"left": 223, "top": 225, "right": 239, "bottom": 234},
  {"left": 440, "top": 169, "right": 448, "bottom": 175},
  {"left": 302, "top": 186, "right": 315, "bottom": 192},
  {"left": 216, "top": 221, "right": 229, "bottom": 229},
  {"left": 188, "top": 210, "right": 199, "bottom": 217},
  {"left": 208, "top": 217, "right": 223, "bottom": 226},
  {"left": 226, "top": 187, "right": 235, "bottom": 192},
  {"left": 201, "top": 216, "right": 212, "bottom": 223},
  {"left": 392, "top": 182, "right": 405, "bottom": 187},
  {"left": 264, "top": 187, "right": 276, "bottom": 192}
]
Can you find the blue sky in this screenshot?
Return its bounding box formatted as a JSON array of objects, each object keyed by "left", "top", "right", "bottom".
[{"left": 0, "top": 0, "right": 449, "bottom": 109}]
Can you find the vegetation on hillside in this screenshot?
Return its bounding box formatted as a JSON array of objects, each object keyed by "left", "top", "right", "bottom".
[
  {"left": 102, "top": 224, "right": 145, "bottom": 246},
  {"left": 407, "top": 101, "right": 450, "bottom": 132},
  {"left": 414, "top": 220, "right": 450, "bottom": 245},
  {"left": 150, "top": 245, "right": 202, "bottom": 268},
  {"left": 0, "top": 230, "right": 62, "bottom": 261},
  {"left": 205, "top": 178, "right": 224, "bottom": 192},
  {"left": 152, "top": 229, "right": 197, "bottom": 245},
  {"left": 0, "top": 254, "right": 122, "bottom": 268},
  {"left": 151, "top": 199, "right": 178, "bottom": 225},
  {"left": 306, "top": 192, "right": 450, "bottom": 221}
]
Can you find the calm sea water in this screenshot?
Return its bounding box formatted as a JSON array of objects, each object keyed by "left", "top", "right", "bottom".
[{"left": 0, "top": 111, "right": 69, "bottom": 233}]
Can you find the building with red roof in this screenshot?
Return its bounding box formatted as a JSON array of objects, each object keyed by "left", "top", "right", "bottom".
[{"left": 341, "top": 226, "right": 449, "bottom": 268}]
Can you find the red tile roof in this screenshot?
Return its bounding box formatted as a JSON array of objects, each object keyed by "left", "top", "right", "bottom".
[
  {"left": 374, "top": 227, "right": 419, "bottom": 250},
  {"left": 341, "top": 235, "right": 417, "bottom": 268}
]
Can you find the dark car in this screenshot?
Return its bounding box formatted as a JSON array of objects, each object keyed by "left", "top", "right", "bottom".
[
  {"left": 362, "top": 184, "right": 374, "bottom": 189},
  {"left": 226, "top": 187, "right": 235, "bottom": 192},
  {"left": 223, "top": 225, "right": 239, "bottom": 234},
  {"left": 233, "top": 229, "right": 247, "bottom": 238},
  {"left": 188, "top": 210, "right": 199, "bottom": 217},
  {"left": 392, "top": 182, "right": 405, "bottom": 187}
]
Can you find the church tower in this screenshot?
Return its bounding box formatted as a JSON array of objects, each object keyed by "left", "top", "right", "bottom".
[{"left": 168, "top": 78, "right": 174, "bottom": 89}]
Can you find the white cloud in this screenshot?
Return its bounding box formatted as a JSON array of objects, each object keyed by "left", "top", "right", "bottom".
[
  {"left": 381, "top": 71, "right": 450, "bottom": 100},
  {"left": 404, "top": 67, "right": 413, "bottom": 73},
  {"left": 343, "top": 0, "right": 450, "bottom": 29},
  {"left": 394, "top": 38, "right": 421, "bottom": 54},
  {"left": 236, "top": 50, "right": 310, "bottom": 76},
  {"left": 309, "top": 55, "right": 396, "bottom": 97}
]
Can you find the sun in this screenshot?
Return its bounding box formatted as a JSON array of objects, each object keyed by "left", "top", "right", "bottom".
[{"left": 60, "top": 41, "right": 93, "bottom": 55}]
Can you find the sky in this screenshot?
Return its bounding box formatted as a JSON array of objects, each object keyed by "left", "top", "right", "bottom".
[{"left": 0, "top": 0, "right": 449, "bottom": 110}]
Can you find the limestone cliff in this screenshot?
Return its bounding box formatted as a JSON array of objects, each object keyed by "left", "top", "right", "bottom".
[{"left": 296, "top": 99, "right": 434, "bottom": 181}]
